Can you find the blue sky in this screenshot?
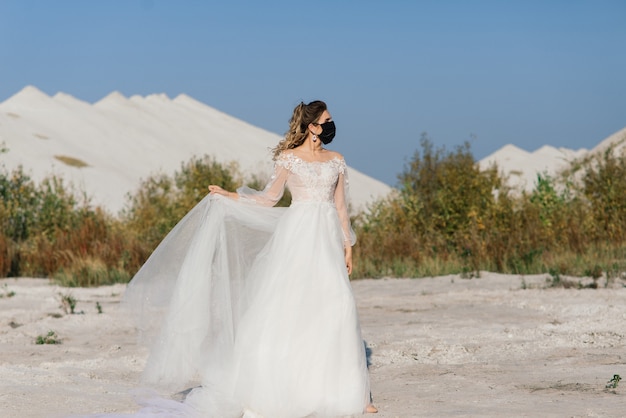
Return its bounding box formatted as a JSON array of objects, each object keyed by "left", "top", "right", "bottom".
[{"left": 1, "top": 0, "right": 625, "bottom": 186}]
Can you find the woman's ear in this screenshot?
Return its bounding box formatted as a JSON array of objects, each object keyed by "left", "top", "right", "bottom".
[{"left": 308, "top": 123, "right": 320, "bottom": 135}]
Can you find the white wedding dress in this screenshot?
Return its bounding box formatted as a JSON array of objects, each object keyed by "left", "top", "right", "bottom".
[{"left": 120, "top": 152, "right": 371, "bottom": 418}]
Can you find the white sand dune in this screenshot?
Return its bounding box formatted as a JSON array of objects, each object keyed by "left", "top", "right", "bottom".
[
  {"left": 0, "top": 86, "right": 390, "bottom": 213},
  {"left": 479, "top": 127, "right": 625, "bottom": 192},
  {"left": 1, "top": 274, "right": 625, "bottom": 417},
  {"left": 590, "top": 126, "right": 626, "bottom": 155}
]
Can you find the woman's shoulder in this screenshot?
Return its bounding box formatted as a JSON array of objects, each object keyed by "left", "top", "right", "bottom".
[
  {"left": 275, "top": 150, "right": 297, "bottom": 168},
  {"left": 325, "top": 150, "right": 344, "bottom": 161},
  {"left": 276, "top": 149, "right": 296, "bottom": 162},
  {"left": 278, "top": 149, "right": 297, "bottom": 158}
]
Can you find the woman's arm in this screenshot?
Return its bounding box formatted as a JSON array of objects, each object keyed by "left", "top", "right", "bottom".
[
  {"left": 334, "top": 161, "right": 356, "bottom": 274},
  {"left": 334, "top": 168, "right": 356, "bottom": 247},
  {"left": 208, "top": 163, "right": 288, "bottom": 207}
]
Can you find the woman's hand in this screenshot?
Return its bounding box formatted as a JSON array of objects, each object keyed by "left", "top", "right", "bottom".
[
  {"left": 344, "top": 245, "right": 353, "bottom": 275},
  {"left": 208, "top": 185, "right": 232, "bottom": 198}
]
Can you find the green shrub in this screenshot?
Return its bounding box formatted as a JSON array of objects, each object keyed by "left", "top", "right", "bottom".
[
  {"left": 581, "top": 147, "right": 626, "bottom": 241},
  {"left": 36, "top": 330, "right": 60, "bottom": 345},
  {"left": 0, "top": 166, "right": 40, "bottom": 242},
  {"left": 354, "top": 135, "right": 504, "bottom": 277},
  {"left": 352, "top": 136, "right": 626, "bottom": 279},
  {"left": 3, "top": 145, "right": 626, "bottom": 284}
]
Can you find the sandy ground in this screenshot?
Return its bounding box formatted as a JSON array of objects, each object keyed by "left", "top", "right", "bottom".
[{"left": 1, "top": 274, "right": 625, "bottom": 418}]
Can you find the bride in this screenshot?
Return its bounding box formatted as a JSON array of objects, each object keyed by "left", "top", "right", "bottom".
[{"left": 123, "top": 100, "right": 377, "bottom": 417}]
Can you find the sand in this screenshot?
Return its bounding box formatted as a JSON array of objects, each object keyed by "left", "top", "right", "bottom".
[
  {"left": 1, "top": 274, "right": 625, "bottom": 418},
  {"left": 0, "top": 86, "right": 390, "bottom": 213}
]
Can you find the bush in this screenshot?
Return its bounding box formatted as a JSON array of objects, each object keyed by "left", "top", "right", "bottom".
[
  {"left": 0, "top": 165, "right": 145, "bottom": 284},
  {"left": 3, "top": 146, "right": 626, "bottom": 284},
  {"left": 580, "top": 147, "right": 626, "bottom": 241},
  {"left": 352, "top": 136, "right": 626, "bottom": 279},
  {"left": 354, "top": 135, "right": 504, "bottom": 277}
]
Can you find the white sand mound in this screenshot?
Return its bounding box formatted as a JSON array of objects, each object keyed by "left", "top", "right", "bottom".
[
  {"left": 590, "top": 126, "right": 626, "bottom": 155},
  {"left": 0, "top": 86, "right": 390, "bottom": 213},
  {"left": 479, "top": 125, "right": 626, "bottom": 192}
]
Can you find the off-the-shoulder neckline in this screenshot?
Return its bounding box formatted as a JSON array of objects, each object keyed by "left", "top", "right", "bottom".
[{"left": 279, "top": 152, "right": 344, "bottom": 165}]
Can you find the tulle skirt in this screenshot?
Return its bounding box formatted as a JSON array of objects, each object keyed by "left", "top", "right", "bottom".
[{"left": 121, "top": 195, "right": 370, "bottom": 417}]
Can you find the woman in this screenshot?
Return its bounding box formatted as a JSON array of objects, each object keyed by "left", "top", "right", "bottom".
[{"left": 124, "top": 100, "right": 377, "bottom": 417}]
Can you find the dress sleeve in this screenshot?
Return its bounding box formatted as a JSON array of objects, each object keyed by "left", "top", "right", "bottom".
[
  {"left": 236, "top": 161, "right": 288, "bottom": 207},
  {"left": 334, "top": 160, "right": 357, "bottom": 247}
]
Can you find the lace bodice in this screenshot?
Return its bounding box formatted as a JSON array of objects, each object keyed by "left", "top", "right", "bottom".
[
  {"left": 237, "top": 152, "right": 356, "bottom": 245},
  {"left": 276, "top": 153, "right": 345, "bottom": 203}
]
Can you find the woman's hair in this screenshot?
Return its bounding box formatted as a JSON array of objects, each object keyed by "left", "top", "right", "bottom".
[{"left": 272, "top": 100, "right": 327, "bottom": 159}]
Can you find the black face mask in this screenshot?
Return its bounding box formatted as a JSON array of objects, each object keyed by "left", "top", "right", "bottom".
[{"left": 319, "top": 121, "right": 336, "bottom": 145}]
